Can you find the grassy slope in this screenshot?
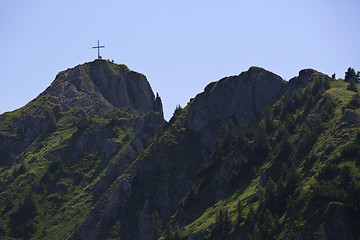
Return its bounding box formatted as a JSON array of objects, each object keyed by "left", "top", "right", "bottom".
[{"left": 0, "top": 100, "right": 137, "bottom": 239}]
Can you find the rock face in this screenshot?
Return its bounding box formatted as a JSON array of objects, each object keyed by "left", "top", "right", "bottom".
[
  {"left": 189, "top": 67, "right": 285, "bottom": 132},
  {"left": 190, "top": 67, "right": 286, "bottom": 132},
  {"left": 286, "top": 68, "right": 321, "bottom": 96},
  {"left": 316, "top": 202, "right": 355, "bottom": 240},
  {"left": 0, "top": 103, "right": 59, "bottom": 164},
  {"left": 43, "top": 59, "right": 163, "bottom": 116},
  {"left": 188, "top": 66, "right": 286, "bottom": 159}
]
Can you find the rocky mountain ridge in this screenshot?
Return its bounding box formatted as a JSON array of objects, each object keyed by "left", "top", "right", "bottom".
[
  {"left": 0, "top": 60, "right": 163, "bottom": 165},
  {"left": 43, "top": 59, "right": 163, "bottom": 116},
  {"left": 69, "top": 66, "right": 325, "bottom": 239},
  {"left": 0, "top": 61, "right": 359, "bottom": 240}
]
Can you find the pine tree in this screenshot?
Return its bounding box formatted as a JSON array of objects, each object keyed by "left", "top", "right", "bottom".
[
  {"left": 149, "top": 210, "right": 163, "bottom": 240},
  {"left": 252, "top": 225, "right": 262, "bottom": 239},
  {"left": 345, "top": 67, "right": 358, "bottom": 83},
  {"left": 254, "top": 122, "right": 270, "bottom": 157},
  {"left": 245, "top": 206, "right": 255, "bottom": 226},
  {"left": 237, "top": 201, "right": 244, "bottom": 224},
  {"left": 237, "top": 118, "right": 248, "bottom": 149},
  {"left": 263, "top": 209, "right": 275, "bottom": 235},
  {"left": 265, "top": 177, "right": 278, "bottom": 209},
  {"left": 164, "top": 222, "right": 174, "bottom": 240},
  {"left": 213, "top": 208, "right": 230, "bottom": 236},
  {"left": 173, "top": 226, "right": 181, "bottom": 240}
]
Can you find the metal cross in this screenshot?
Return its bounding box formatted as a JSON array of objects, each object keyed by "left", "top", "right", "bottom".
[{"left": 92, "top": 40, "right": 105, "bottom": 59}]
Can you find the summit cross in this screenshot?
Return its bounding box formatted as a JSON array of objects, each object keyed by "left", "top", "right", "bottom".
[{"left": 92, "top": 40, "right": 105, "bottom": 59}]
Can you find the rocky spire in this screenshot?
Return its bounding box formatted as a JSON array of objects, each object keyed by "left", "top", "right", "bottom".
[{"left": 154, "top": 92, "right": 163, "bottom": 118}]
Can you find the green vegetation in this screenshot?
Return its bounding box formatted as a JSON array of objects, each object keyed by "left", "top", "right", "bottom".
[
  {"left": 0, "top": 95, "right": 138, "bottom": 239},
  {"left": 344, "top": 67, "right": 359, "bottom": 83}
]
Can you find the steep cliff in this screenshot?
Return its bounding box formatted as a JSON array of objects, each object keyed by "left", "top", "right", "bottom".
[
  {"left": 43, "top": 59, "right": 163, "bottom": 115},
  {"left": 188, "top": 66, "right": 286, "bottom": 160},
  {"left": 189, "top": 66, "right": 286, "bottom": 131}
]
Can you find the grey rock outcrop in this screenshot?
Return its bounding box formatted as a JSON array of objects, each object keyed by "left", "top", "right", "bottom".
[
  {"left": 0, "top": 104, "right": 58, "bottom": 164},
  {"left": 315, "top": 202, "right": 355, "bottom": 240},
  {"left": 188, "top": 66, "right": 286, "bottom": 159},
  {"left": 286, "top": 68, "right": 322, "bottom": 96},
  {"left": 43, "top": 59, "right": 163, "bottom": 116},
  {"left": 189, "top": 67, "right": 286, "bottom": 131}
]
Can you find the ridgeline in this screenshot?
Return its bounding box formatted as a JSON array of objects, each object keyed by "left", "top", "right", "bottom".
[{"left": 0, "top": 60, "right": 359, "bottom": 239}]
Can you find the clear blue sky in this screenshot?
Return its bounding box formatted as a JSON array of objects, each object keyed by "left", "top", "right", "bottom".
[{"left": 1, "top": 0, "right": 359, "bottom": 120}]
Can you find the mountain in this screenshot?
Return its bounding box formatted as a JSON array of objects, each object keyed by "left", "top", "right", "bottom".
[
  {"left": 0, "top": 59, "right": 163, "bottom": 165},
  {"left": 0, "top": 60, "right": 359, "bottom": 240},
  {"left": 0, "top": 59, "right": 164, "bottom": 239},
  {"left": 42, "top": 60, "right": 163, "bottom": 116}
]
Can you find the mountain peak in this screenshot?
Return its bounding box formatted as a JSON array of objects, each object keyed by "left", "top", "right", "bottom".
[
  {"left": 42, "top": 60, "right": 163, "bottom": 116},
  {"left": 190, "top": 67, "right": 285, "bottom": 131}
]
